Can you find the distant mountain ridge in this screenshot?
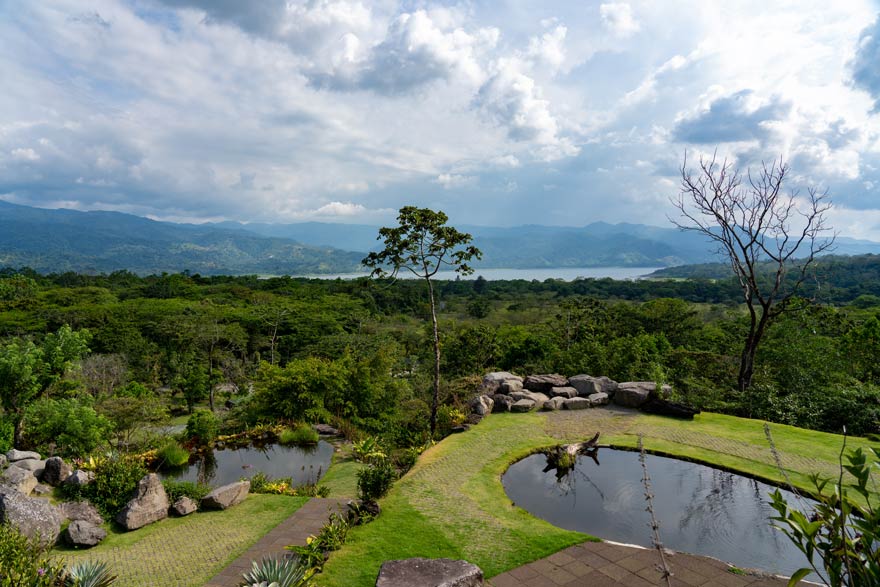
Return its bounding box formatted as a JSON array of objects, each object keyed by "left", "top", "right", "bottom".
[{"left": 2, "top": 200, "right": 879, "bottom": 275}]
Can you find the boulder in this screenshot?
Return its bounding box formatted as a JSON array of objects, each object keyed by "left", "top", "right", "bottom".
[
  {"left": 315, "top": 423, "right": 341, "bottom": 436},
  {"left": 641, "top": 398, "right": 700, "bottom": 420},
  {"left": 549, "top": 386, "right": 578, "bottom": 399},
  {"left": 569, "top": 375, "right": 618, "bottom": 397},
  {"left": 11, "top": 459, "right": 45, "bottom": 476},
  {"left": 0, "top": 454, "right": 6, "bottom": 468},
  {"left": 499, "top": 379, "right": 523, "bottom": 394},
  {"left": 64, "top": 520, "right": 106, "bottom": 548},
  {"left": 60, "top": 501, "right": 103, "bottom": 526},
  {"left": 541, "top": 397, "right": 566, "bottom": 411},
  {"left": 65, "top": 470, "right": 95, "bottom": 488},
  {"left": 42, "top": 457, "right": 73, "bottom": 486},
  {"left": 171, "top": 496, "right": 198, "bottom": 516},
  {"left": 201, "top": 480, "right": 250, "bottom": 510},
  {"left": 347, "top": 499, "right": 381, "bottom": 525},
  {"left": 588, "top": 392, "right": 609, "bottom": 407},
  {"left": 469, "top": 395, "right": 494, "bottom": 417},
  {"left": 491, "top": 394, "right": 514, "bottom": 413},
  {"left": 510, "top": 399, "right": 536, "bottom": 413},
  {"left": 563, "top": 397, "right": 591, "bottom": 410},
  {"left": 481, "top": 372, "right": 522, "bottom": 394},
  {"left": 0, "top": 465, "right": 38, "bottom": 495},
  {"left": 0, "top": 488, "right": 62, "bottom": 545},
  {"left": 509, "top": 390, "right": 549, "bottom": 409},
  {"left": 614, "top": 382, "right": 655, "bottom": 408},
  {"left": 6, "top": 449, "right": 40, "bottom": 462},
  {"left": 375, "top": 558, "right": 483, "bottom": 587},
  {"left": 523, "top": 374, "right": 568, "bottom": 393},
  {"left": 32, "top": 484, "right": 52, "bottom": 496},
  {"left": 116, "top": 474, "right": 169, "bottom": 531}
]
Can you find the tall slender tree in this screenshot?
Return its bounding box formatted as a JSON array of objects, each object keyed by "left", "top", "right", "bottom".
[{"left": 363, "top": 207, "right": 481, "bottom": 435}]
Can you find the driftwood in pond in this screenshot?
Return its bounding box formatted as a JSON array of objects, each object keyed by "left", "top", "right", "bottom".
[{"left": 542, "top": 432, "right": 600, "bottom": 478}]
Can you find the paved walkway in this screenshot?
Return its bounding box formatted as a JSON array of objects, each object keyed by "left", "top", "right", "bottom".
[
  {"left": 488, "top": 541, "right": 797, "bottom": 587},
  {"left": 204, "top": 498, "right": 348, "bottom": 587}
]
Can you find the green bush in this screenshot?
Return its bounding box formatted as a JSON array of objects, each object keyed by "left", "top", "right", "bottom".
[
  {"left": 0, "top": 522, "right": 66, "bottom": 586},
  {"left": 156, "top": 440, "right": 190, "bottom": 469},
  {"left": 356, "top": 458, "right": 396, "bottom": 502},
  {"left": 22, "top": 398, "right": 112, "bottom": 458},
  {"left": 66, "top": 455, "right": 148, "bottom": 519},
  {"left": 161, "top": 479, "right": 210, "bottom": 504},
  {"left": 279, "top": 424, "right": 318, "bottom": 446},
  {"left": 0, "top": 417, "right": 12, "bottom": 454},
  {"left": 185, "top": 409, "right": 218, "bottom": 446}
]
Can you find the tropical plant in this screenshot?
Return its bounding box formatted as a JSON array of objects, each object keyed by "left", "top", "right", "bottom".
[
  {"left": 239, "top": 555, "right": 309, "bottom": 587},
  {"left": 65, "top": 454, "right": 148, "bottom": 519},
  {"left": 351, "top": 436, "right": 385, "bottom": 464},
  {"left": 0, "top": 522, "right": 65, "bottom": 587},
  {"left": 64, "top": 560, "right": 117, "bottom": 587},
  {"left": 356, "top": 458, "right": 396, "bottom": 502},
  {"left": 287, "top": 513, "right": 351, "bottom": 571}
]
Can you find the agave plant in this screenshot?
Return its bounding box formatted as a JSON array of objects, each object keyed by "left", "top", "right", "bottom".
[
  {"left": 64, "top": 560, "right": 117, "bottom": 587},
  {"left": 240, "top": 555, "right": 309, "bottom": 587}
]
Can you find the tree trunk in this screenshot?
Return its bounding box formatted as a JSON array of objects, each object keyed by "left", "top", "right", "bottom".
[
  {"left": 737, "top": 306, "right": 771, "bottom": 395},
  {"left": 427, "top": 277, "right": 441, "bottom": 436}
]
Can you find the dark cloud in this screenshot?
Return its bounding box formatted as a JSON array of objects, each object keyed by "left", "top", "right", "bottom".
[
  {"left": 153, "top": 0, "right": 286, "bottom": 37},
  {"left": 851, "top": 16, "right": 880, "bottom": 112},
  {"left": 672, "top": 90, "right": 791, "bottom": 144}
]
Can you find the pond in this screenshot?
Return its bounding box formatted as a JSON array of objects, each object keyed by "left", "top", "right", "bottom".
[
  {"left": 160, "top": 441, "right": 334, "bottom": 488},
  {"left": 502, "top": 448, "right": 817, "bottom": 579}
]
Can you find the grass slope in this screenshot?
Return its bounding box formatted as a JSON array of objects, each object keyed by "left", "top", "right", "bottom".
[{"left": 317, "top": 409, "right": 878, "bottom": 587}]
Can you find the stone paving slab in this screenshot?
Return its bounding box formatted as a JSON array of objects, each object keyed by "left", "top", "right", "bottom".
[
  {"left": 487, "top": 541, "right": 801, "bottom": 587},
  {"left": 204, "top": 498, "right": 347, "bottom": 587}
]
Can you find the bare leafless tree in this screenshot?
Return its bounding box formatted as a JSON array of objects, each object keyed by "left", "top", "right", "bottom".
[{"left": 671, "top": 152, "right": 834, "bottom": 393}]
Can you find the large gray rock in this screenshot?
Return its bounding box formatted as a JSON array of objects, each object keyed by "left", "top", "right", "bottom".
[
  {"left": 64, "top": 520, "right": 106, "bottom": 548},
  {"left": 0, "top": 488, "right": 62, "bottom": 545},
  {"left": 0, "top": 454, "right": 6, "bottom": 468},
  {"left": 509, "top": 390, "right": 549, "bottom": 409},
  {"left": 541, "top": 397, "right": 566, "bottom": 411},
  {"left": 563, "top": 397, "right": 591, "bottom": 410},
  {"left": 523, "top": 374, "right": 568, "bottom": 393},
  {"left": 42, "top": 457, "right": 72, "bottom": 486},
  {"left": 549, "top": 386, "right": 577, "bottom": 399},
  {"left": 499, "top": 379, "right": 523, "bottom": 394},
  {"left": 32, "top": 484, "right": 52, "bottom": 496},
  {"left": 491, "top": 394, "right": 514, "bottom": 413},
  {"left": 61, "top": 501, "right": 104, "bottom": 526},
  {"left": 12, "top": 459, "right": 46, "bottom": 477},
  {"left": 588, "top": 392, "right": 609, "bottom": 407},
  {"left": 469, "top": 395, "right": 494, "bottom": 416},
  {"left": 481, "top": 372, "right": 522, "bottom": 394},
  {"left": 171, "top": 496, "right": 198, "bottom": 516},
  {"left": 6, "top": 449, "right": 40, "bottom": 462},
  {"left": 614, "top": 382, "right": 655, "bottom": 408},
  {"left": 569, "top": 375, "right": 618, "bottom": 397},
  {"left": 510, "top": 399, "right": 536, "bottom": 413},
  {"left": 116, "top": 474, "right": 169, "bottom": 531},
  {"left": 201, "top": 480, "right": 250, "bottom": 510},
  {"left": 65, "top": 469, "right": 95, "bottom": 488},
  {"left": 0, "top": 465, "right": 38, "bottom": 495},
  {"left": 376, "top": 558, "right": 483, "bottom": 587}
]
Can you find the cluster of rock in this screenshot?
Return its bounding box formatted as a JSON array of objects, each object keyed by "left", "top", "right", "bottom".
[
  {"left": 0, "top": 448, "right": 251, "bottom": 549},
  {"left": 471, "top": 372, "right": 698, "bottom": 420}
]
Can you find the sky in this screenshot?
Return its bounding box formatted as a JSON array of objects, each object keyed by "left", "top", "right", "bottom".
[{"left": 2, "top": 0, "right": 880, "bottom": 237}]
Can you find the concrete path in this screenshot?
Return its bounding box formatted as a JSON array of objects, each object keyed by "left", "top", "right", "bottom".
[
  {"left": 204, "top": 497, "right": 347, "bottom": 587},
  {"left": 488, "top": 541, "right": 797, "bottom": 587}
]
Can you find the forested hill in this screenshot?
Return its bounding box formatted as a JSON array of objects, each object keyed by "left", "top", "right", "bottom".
[{"left": 0, "top": 201, "right": 363, "bottom": 275}]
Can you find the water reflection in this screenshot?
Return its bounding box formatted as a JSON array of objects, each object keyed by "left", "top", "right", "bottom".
[{"left": 502, "top": 448, "right": 816, "bottom": 578}]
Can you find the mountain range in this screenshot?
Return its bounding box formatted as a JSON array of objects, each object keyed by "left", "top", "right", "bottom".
[{"left": 2, "top": 200, "right": 879, "bottom": 275}]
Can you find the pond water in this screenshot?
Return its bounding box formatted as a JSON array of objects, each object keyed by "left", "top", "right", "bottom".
[
  {"left": 502, "top": 449, "right": 817, "bottom": 579},
  {"left": 160, "top": 441, "right": 334, "bottom": 488}
]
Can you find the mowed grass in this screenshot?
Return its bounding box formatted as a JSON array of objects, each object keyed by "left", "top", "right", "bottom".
[
  {"left": 56, "top": 494, "right": 307, "bottom": 587},
  {"left": 317, "top": 408, "right": 878, "bottom": 587}
]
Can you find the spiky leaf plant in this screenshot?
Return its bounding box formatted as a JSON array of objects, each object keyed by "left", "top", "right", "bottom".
[
  {"left": 64, "top": 560, "right": 117, "bottom": 587},
  {"left": 240, "top": 556, "right": 308, "bottom": 587}
]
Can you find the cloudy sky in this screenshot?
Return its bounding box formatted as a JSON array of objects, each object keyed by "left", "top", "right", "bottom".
[{"left": 2, "top": 1, "right": 880, "bottom": 237}]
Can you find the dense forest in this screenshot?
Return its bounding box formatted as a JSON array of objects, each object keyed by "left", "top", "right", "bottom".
[{"left": 1, "top": 255, "right": 879, "bottom": 459}]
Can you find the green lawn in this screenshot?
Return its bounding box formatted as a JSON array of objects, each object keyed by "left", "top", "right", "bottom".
[
  {"left": 316, "top": 408, "right": 878, "bottom": 587},
  {"left": 56, "top": 494, "right": 307, "bottom": 587}
]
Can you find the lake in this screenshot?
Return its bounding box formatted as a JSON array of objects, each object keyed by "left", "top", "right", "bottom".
[{"left": 291, "top": 266, "right": 663, "bottom": 281}]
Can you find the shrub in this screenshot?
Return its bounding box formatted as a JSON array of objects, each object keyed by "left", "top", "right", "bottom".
[
  {"left": 279, "top": 424, "right": 318, "bottom": 446},
  {"left": 156, "top": 440, "right": 190, "bottom": 469},
  {"left": 22, "top": 398, "right": 112, "bottom": 458},
  {"left": 240, "top": 555, "right": 309, "bottom": 587},
  {"left": 356, "top": 458, "right": 396, "bottom": 502},
  {"left": 391, "top": 446, "right": 421, "bottom": 474},
  {"left": 161, "top": 479, "right": 211, "bottom": 504},
  {"left": 247, "top": 472, "right": 329, "bottom": 498},
  {"left": 287, "top": 513, "right": 351, "bottom": 572},
  {"left": 0, "top": 417, "right": 12, "bottom": 454},
  {"left": 64, "top": 560, "right": 117, "bottom": 587},
  {"left": 66, "top": 454, "right": 148, "bottom": 519},
  {"left": 0, "top": 522, "right": 66, "bottom": 586},
  {"left": 185, "top": 409, "right": 218, "bottom": 446},
  {"left": 352, "top": 436, "right": 386, "bottom": 464}
]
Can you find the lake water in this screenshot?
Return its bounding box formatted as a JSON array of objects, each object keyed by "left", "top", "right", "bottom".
[
  {"left": 292, "top": 266, "right": 663, "bottom": 281},
  {"left": 503, "top": 448, "right": 818, "bottom": 579},
  {"left": 160, "top": 441, "right": 334, "bottom": 487}
]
